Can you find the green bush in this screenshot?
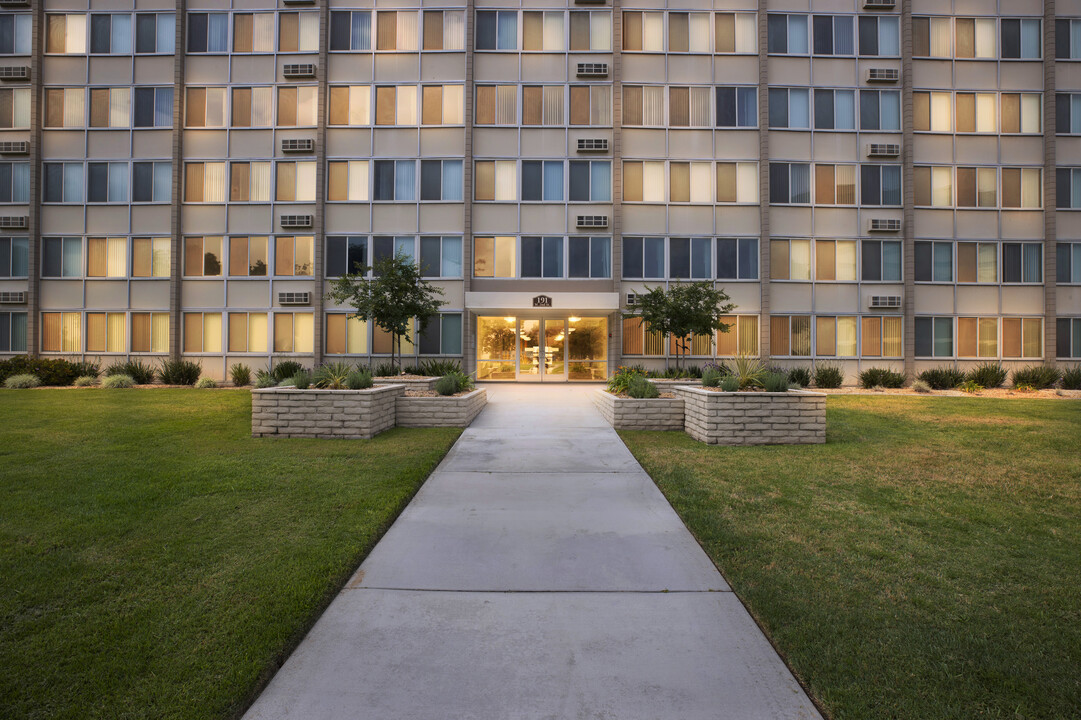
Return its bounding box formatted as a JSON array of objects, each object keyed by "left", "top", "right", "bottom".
[
  {"left": 270, "top": 360, "right": 304, "bottom": 382},
  {"left": 607, "top": 366, "right": 646, "bottom": 394},
  {"left": 345, "top": 369, "right": 373, "bottom": 390},
  {"left": 786, "top": 367, "right": 812, "bottom": 388},
  {"left": 719, "top": 375, "right": 740, "bottom": 392},
  {"left": 912, "top": 379, "right": 932, "bottom": 393},
  {"left": 813, "top": 363, "right": 845, "bottom": 389},
  {"left": 158, "top": 358, "right": 201, "bottom": 386},
  {"left": 732, "top": 354, "right": 768, "bottom": 390},
  {"left": 73, "top": 375, "right": 98, "bottom": 387},
  {"left": 4, "top": 373, "right": 40, "bottom": 389},
  {"left": 314, "top": 361, "right": 353, "bottom": 389},
  {"left": 859, "top": 367, "right": 906, "bottom": 389},
  {"left": 958, "top": 379, "right": 983, "bottom": 394},
  {"left": 195, "top": 377, "right": 217, "bottom": 389},
  {"left": 105, "top": 360, "right": 155, "bottom": 384},
  {"left": 0, "top": 356, "right": 98, "bottom": 386},
  {"left": 701, "top": 368, "right": 724, "bottom": 387},
  {"left": 1061, "top": 366, "right": 1081, "bottom": 390},
  {"left": 434, "top": 375, "right": 458, "bottom": 396},
  {"left": 1011, "top": 365, "right": 1061, "bottom": 390},
  {"left": 291, "top": 371, "right": 312, "bottom": 390},
  {"left": 229, "top": 364, "right": 251, "bottom": 387},
  {"left": 916, "top": 367, "right": 965, "bottom": 390},
  {"left": 102, "top": 374, "right": 134, "bottom": 389},
  {"left": 416, "top": 359, "right": 461, "bottom": 376},
  {"left": 254, "top": 370, "right": 277, "bottom": 389},
  {"left": 626, "top": 375, "right": 660, "bottom": 399},
  {"left": 966, "top": 362, "right": 1007, "bottom": 389},
  {"left": 762, "top": 372, "right": 790, "bottom": 393},
  {"left": 657, "top": 365, "right": 702, "bottom": 379},
  {"left": 277, "top": 378, "right": 296, "bottom": 388},
  {"left": 372, "top": 362, "right": 400, "bottom": 377}
]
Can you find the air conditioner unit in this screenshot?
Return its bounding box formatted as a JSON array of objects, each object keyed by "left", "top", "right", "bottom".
[
  {"left": 870, "top": 295, "right": 902, "bottom": 309},
  {"left": 0, "top": 216, "right": 28, "bottom": 230},
  {"left": 281, "top": 138, "right": 314, "bottom": 153},
  {"left": 283, "top": 63, "right": 316, "bottom": 79},
  {"left": 576, "top": 138, "right": 608, "bottom": 153},
  {"left": 0, "top": 66, "right": 30, "bottom": 81},
  {"left": 863, "top": 0, "right": 896, "bottom": 8},
  {"left": 0, "top": 141, "right": 28, "bottom": 155},
  {"left": 0, "top": 0, "right": 30, "bottom": 7},
  {"left": 867, "top": 143, "right": 900, "bottom": 158},
  {"left": 278, "top": 292, "right": 311, "bottom": 306},
  {"left": 0, "top": 291, "right": 26, "bottom": 304},
  {"left": 626, "top": 292, "right": 638, "bottom": 306},
  {"left": 282, "top": 0, "right": 315, "bottom": 4},
  {"left": 867, "top": 68, "right": 899, "bottom": 82},
  {"left": 576, "top": 215, "right": 608, "bottom": 228},
  {"left": 280, "top": 214, "right": 313, "bottom": 229},
  {"left": 575, "top": 0, "right": 607, "bottom": 4},
  {"left": 576, "top": 63, "right": 608, "bottom": 78},
  {"left": 869, "top": 218, "right": 901, "bottom": 232}
]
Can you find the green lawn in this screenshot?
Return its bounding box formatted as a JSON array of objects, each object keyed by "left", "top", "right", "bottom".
[
  {"left": 621, "top": 396, "right": 1081, "bottom": 720},
  {"left": 0, "top": 389, "right": 460, "bottom": 720}
]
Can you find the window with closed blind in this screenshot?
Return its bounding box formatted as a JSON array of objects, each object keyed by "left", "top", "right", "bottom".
[
  {"left": 957, "top": 317, "right": 999, "bottom": 358},
  {"left": 325, "top": 314, "right": 369, "bottom": 355},
  {"left": 86, "top": 312, "right": 126, "bottom": 353},
  {"left": 0, "top": 162, "right": 28, "bottom": 203},
  {"left": 41, "top": 312, "right": 82, "bottom": 353},
  {"left": 0, "top": 87, "right": 30, "bottom": 129},
  {"left": 229, "top": 162, "right": 272, "bottom": 202},
  {"left": 231, "top": 87, "right": 273, "bottom": 127},
  {"left": 44, "top": 88, "right": 85, "bottom": 128},
  {"left": 475, "top": 85, "right": 516, "bottom": 125},
  {"left": 815, "top": 316, "right": 858, "bottom": 357},
  {"left": 277, "top": 86, "right": 317, "bottom": 126},
  {"left": 767, "top": 14, "right": 808, "bottom": 55},
  {"left": 327, "top": 160, "right": 369, "bottom": 202},
  {"left": 328, "top": 86, "right": 370, "bottom": 126},
  {"left": 273, "top": 313, "right": 315, "bottom": 354},
  {"left": 715, "top": 13, "right": 756, "bottom": 53},
  {"left": 522, "top": 86, "right": 563, "bottom": 126},
  {"left": 184, "top": 162, "right": 226, "bottom": 203},
  {"left": 184, "top": 237, "right": 223, "bottom": 277},
  {"left": 278, "top": 12, "right": 318, "bottom": 53},
  {"left": 474, "top": 161, "right": 516, "bottom": 202},
  {"left": 812, "top": 15, "right": 854, "bottom": 56},
  {"left": 0, "top": 237, "right": 28, "bottom": 278},
  {"left": 569, "top": 85, "right": 611, "bottom": 126},
  {"left": 815, "top": 240, "right": 858, "bottom": 282},
  {"left": 860, "top": 317, "right": 903, "bottom": 358},
  {"left": 46, "top": 14, "right": 88, "bottom": 54},
  {"left": 130, "top": 313, "right": 169, "bottom": 353},
  {"left": 1001, "top": 318, "right": 1042, "bottom": 358},
  {"left": 770, "top": 239, "right": 812, "bottom": 281},
  {"left": 669, "top": 163, "right": 712, "bottom": 203},
  {"left": 769, "top": 316, "right": 812, "bottom": 357},
  {"left": 423, "top": 11, "right": 465, "bottom": 51},
  {"left": 667, "top": 12, "right": 709, "bottom": 53},
  {"left": 183, "top": 312, "right": 222, "bottom": 353},
  {"left": 622, "top": 86, "right": 665, "bottom": 126},
  {"left": 228, "top": 313, "right": 268, "bottom": 353},
  {"left": 131, "top": 238, "right": 169, "bottom": 278},
  {"left": 329, "top": 11, "right": 372, "bottom": 51},
  {"left": 858, "top": 16, "right": 899, "bottom": 57},
  {"left": 274, "top": 236, "right": 313, "bottom": 277},
  {"left": 275, "top": 162, "right": 317, "bottom": 202},
  {"left": 956, "top": 243, "right": 998, "bottom": 283},
  {"left": 375, "top": 11, "right": 418, "bottom": 52},
  {"left": 668, "top": 87, "right": 711, "bottom": 127},
  {"left": 135, "top": 13, "right": 174, "bottom": 54},
  {"left": 228, "top": 237, "right": 269, "bottom": 277},
  {"left": 86, "top": 237, "right": 126, "bottom": 278},
  {"left": 622, "top": 11, "right": 664, "bottom": 52}
]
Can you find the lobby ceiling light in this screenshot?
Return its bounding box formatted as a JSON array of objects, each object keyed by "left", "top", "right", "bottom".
[{"left": 568, "top": 316, "right": 581, "bottom": 322}]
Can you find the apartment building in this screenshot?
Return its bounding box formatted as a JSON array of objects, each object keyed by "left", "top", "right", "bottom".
[{"left": 0, "top": 0, "right": 1078, "bottom": 383}]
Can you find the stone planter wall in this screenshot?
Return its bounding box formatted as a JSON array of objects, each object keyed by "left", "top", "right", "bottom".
[
  {"left": 373, "top": 377, "right": 439, "bottom": 390},
  {"left": 252, "top": 385, "right": 404, "bottom": 439},
  {"left": 675, "top": 386, "right": 826, "bottom": 445},
  {"left": 592, "top": 389, "right": 685, "bottom": 431},
  {"left": 396, "top": 389, "right": 488, "bottom": 428}
]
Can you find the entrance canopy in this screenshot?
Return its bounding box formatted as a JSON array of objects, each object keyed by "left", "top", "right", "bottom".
[{"left": 465, "top": 292, "right": 620, "bottom": 311}]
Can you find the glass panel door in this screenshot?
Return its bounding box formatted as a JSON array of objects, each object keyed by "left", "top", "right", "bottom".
[
  {"left": 543, "top": 320, "right": 566, "bottom": 380},
  {"left": 477, "top": 316, "right": 517, "bottom": 380},
  {"left": 567, "top": 316, "right": 608, "bottom": 380},
  {"left": 518, "top": 319, "right": 542, "bottom": 380}
]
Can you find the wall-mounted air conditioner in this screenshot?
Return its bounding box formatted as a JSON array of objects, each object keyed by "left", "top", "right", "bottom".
[
  {"left": 281, "top": 138, "right": 314, "bottom": 153},
  {"left": 867, "top": 143, "right": 900, "bottom": 158},
  {"left": 870, "top": 295, "right": 902, "bottom": 309},
  {"left": 280, "top": 215, "right": 313, "bottom": 229},
  {"left": 283, "top": 64, "right": 316, "bottom": 79},
  {"left": 576, "top": 215, "right": 608, "bottom": 228},
  {"left": 0, "top": 66, "right": 30, "bottom": 81},
  {"left": 869, "top": 218, "right": 901, "bottom": 232},
  {"left": 576, "top": 63, "right": 608, "bottom": 78},
  {"left": 867, "top": 68, "right": 899, "bottom": 82},
  {"left": 0, "top": 0, "right": 31, "bottom": 7},
  {"left": 0, "top": 216, "right": 28, "bottom": 230},
  {"left": 0, "top": 291, "right": 26, "bottom": 303},
  {"left": 282, "top": 0, "right": 315, "bottom": 4},
  {"left": 626, "top": 293, "right": 638, "bottom": 306},
  {"left": 0, "top": 141, "right": 29, "bottom": 155},
  {"left": 278, "top": 292, "right": 311, "bottom": 306},
  {"left": 863, "top": 0, "right": 896, "bottom": 9},
  {"left": 576, "top": 138, "right": 608, "bottom": 153}
]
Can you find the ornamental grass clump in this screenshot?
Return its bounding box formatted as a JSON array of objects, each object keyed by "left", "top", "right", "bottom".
[
  {"left": 911, "top": 379, "right": 932, "bottom": 393},
  {"left": 229, "top": 364, "right": 251, "bottom": 387},
  {"left": 345, "top": 369, "right": 373, "bottom": 390},
  {"left": 434, "top": 375, "right": 458, "bottom": 396},
  {"left": 102, "top": 374, "right": 134, "bottom": 389},
  {"left": 4, "top": 373, "right": 40, "bottom": 389},
  {"left": 859, "top": 367, "right": 906, "bottom": 389},
  {"left": 254, "top": 370, "right": 277, "bottom": 388},
  {"left": 786, "top": 367, "right": 812, "bottom": 388},
  {"left": 270, "top": 361, "right": 304, "bottom": 382},
  {"left": 966, "top": 362, "right": 1007, "bottom": 389},
  {"left": 1061, "top": 366, "right": 1081, "bottom": 390},
  {"left": 813, "top": 363, "right": 845, "bottom": 389},
  {"left": 105, "top": 360, "right": 155, "bottom": 385},
  {"left": 762, "top": 372, "right": 790, "bottom": 393},
  {"left": 916, "top": 367, "right": 965, "bottom": 390},
  {"left": 158, "top": 358, "right": 201, "bottom": 386},
  {"left": 626, "top": 375, "right": 660, "bottom": 399},
  {"left": 73, "top": 375, "right": 98, "bottom": 387},
  {"left": 195, "top": 377, "right": 217, "bottom": 389},
  {"left": 416, "top": 359, "right": 461, "bottom": 376},
  {"left": 1011, "top": 365, "right": 1061, "bottom": 390}
]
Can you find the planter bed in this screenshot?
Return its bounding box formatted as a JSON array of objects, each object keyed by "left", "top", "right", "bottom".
[
  {"left": 373, "top": 376, "right": 439, "bottom": 390},
  {"left": 592, "top": 389, "right": 685, "bottom": 431},
  {"left": 675, "top": 386, "right": 826, "bottom": 445},
  {"left": 396, "top": 388, "right": 487, "bottom": 428},
  {"left": 252, "top": 384, "right": 404, "bottom": 439}
]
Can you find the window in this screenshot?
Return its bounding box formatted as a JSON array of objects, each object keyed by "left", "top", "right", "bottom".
[
  {"left": 89, "top": 88, "right": 131, "bottom": 128},
  {"left": 227, "top": 313, "right": 268, "bottom": 353},
  {"left": 815, "top": 240, "right": 858, "bottom": 281},
  {"left": 373, "top": 320, "right": 415, "bottom": 356},
  {"left": 423, "top": 10, "right": 465, "bottom": 51},
  {"left": 521, "top": 86, "right": 563, "bottom": 126},
  {"left": 187, "top": 13, "right": 228, "bottom": 53},
  {"left": 815, "top": 316, "right": 858, "bottom": 357},
  {"left": 522, "top": 161, "right": 563, "bottom": 202},
  {"left": 184, "top": 162, "right": 226, "bottom": 203},
  {"left": 0, "top": 311, "right": 27, "bottom": 352},
  {"left": 86, "top": 237, "right": 126, "bottom": 277},
  {"left": 954, "top": 92, "right": 997, "bottom": 133},
  {"left": 184, "top": 236, "right": 223, "bottom": 277},
  {"left": 90, "top": 14, "right": 132, "bottom": 54},
  {"left": 373, "top": 160, "right": 416, "bottom": 201},
  {"left": 955, "top": 17, "right": 997, "bottom": 59},
  {"left": 1001, "top": 243, "right": 1042, "bottom": 283},
  {"left": 275, "top": 162, "right": 317, "bottom": 202},
  {"left": 769, "top": 315, "right": 811, "bottom": 357},
  {"left": 42, "top": 237, "right": 82, "bottom": 277},
  {"left": 41, "top": 313, "right": 81, "bottom": 353},
  {"left": 46, "top": 14, "right": 88, "bottom": 54},
  {"left": 569, "top": 237, "right": 610, "bottom": 278},
  {"left": 1057, "top": 318, "right": 1081, "bottom": 358},
  {"left": 231, "top": 13, "right": 273, "bottom": 53},
  {"left": 1058, "top": 20, "right": 1081, "bottom": 59},
  {"left": 813, "top": 90, "right": 855, "bottom": 130},
  {"left": 915, "top": 317, "right": 953, "bottom": 358},
  {"left": 716, "top": 163, "right": 758, "bottom": 203},
  {"left": 473, "top": 236, "right": 515, "bottom": 277},
  {"left": 228, "top": 236, "right": 269, "bottom": 277},
  {"left": 375, "top": 11, "right": 419, "bottom": 52},
  {"left": 0, "top": 87, "right": 29, "bottom": 128},
  {"left": 135, "top": 13, "right": 174, "bottom": 54},
  {"left": 569, "top": 161, "right": 610, "bottom": 202},
  {"left": 183, "top": 312, "right": 222, "bottom": 353},
  {"left": 1001, "top": 93, "right": 1041, "bottom": 134},
  {"left": 669, "top": 163, "right": 712, "bottom": 203},
  {"left": 569, "top": 86, "right": 611, "bottom": 126},
  {"left": 327, "top": 160, "right": 369, "bottom": 202},
  {"left": 132, "top": 162, "right": 171, "bottom": 203},
  {"left": 325, "top": 314, "right": 369, "bottom": 354},
  {"left": 43, "top": 163, "right": 84, "bottom": 203},
  {"left": 329, "top": 11, "right": 372, "bottom": 51},
  {"left": 668, "top": 237, "right": 711, "bottom": 279},
  {"left": 1058, "top": 168, "right": 1081, "bottom": 209},
  {"left": 767, "top": 14, "right": 808, "bottom": 55},
  {"left": 915, "top": 241, "right": 953, "bottom": 282},
  {"left": 419, "top": 313, "right": 463, "bottom": 355},
  {"left": 476, "top": 11, "right": 517, "bottom": 51},
  {"left": 858, "top": 16, "right": 899, "bottom": 56},
  {"left": 325, "top": 236, "right": 367, "bottom": 277},
  {"left": 521, "top": 236, "right": 563, "bottom": 278},
  {"left": 622, "top": 11, "right": 664, "bottom": 52},
  {"left": 277, "top": 86, "right": 317, "bottom": 126},
  {"left": 422, "top": 85, "right": 464, "bottom": 125},
  {"left": 279, "top": 12, "right": 318, "bottom": 53},
  {"left": 1058, "top": 243, "right": 1081, "bottom": 284},
  {"left": 667, "top": 12, "right": 708, "bottom": 53},
  {"left": 420, "top": 160, "right": 463, "bottom": 201},
  {"left": 716, "top": 87, "right": 756, "bottom": 128},
  {"left": 861, "top": 240, "right": 902, "bottom": 282},
  {"left": 86, "top": 312, "right": 126, "bottom": 353},
  {"left": 1002, "top": 318, "right": 1042, "bottom": 358},
  {"left": 622, "top": 237, "right": 665, "bottom": 279},
  {"left": 812, "top": 15, "right": 854, "bottom": 56},
  {"left": 769, "top": 163, "right": 811, "bottom": 204},
  {"left": 956, "top": 242, "right": 998, "bottom": 283},
  {"left": 1001, "top": 168, "right": 1041, "bottom": 208},
  {"left": 474, "top": 161, "right": 515, "bottom": 201},
  {"left": 1000, "top": 19, "right": 1041, "bottom": 59},
  {"left": 624, "top": 161, "right": 664, "bottom": 202},
  {"left": 814, "top": 165, "right": 857, "bottom": 206},
  {"left": 0, "top": 237, "right": 27, "bottom": 277},
  {"left": 768, "top": 88, "right": 810, "bottom": 129},
  {"left": 914, "top": 91, "right": 952, "bottom": 132},
  {"left": 374, "top": 85, "right": 417, "bottom": 125},
  {"left": 859, "top": 90, "right": 900, "bottom": 131},
  {"left": 669, "top": 87, "right": 711, "bottom": 127},
  {"left": 709, "top": 316, "right": 756, "bottom": 357},
  {"left": 44, "top": 88, "right": 85, "bottom": 128},
  {"left": 185, "top": 87, "right": 226, "bottom": 127},
  {"left": 715, "top": 13, "right": 756, "bottom": 53},
  {"left": 913, "top": 17, "right": 952, "bottom": 58},
  {"left": 716, "top": 238, "right": 758, "bottom": 280},
  {"left": 329, "top": 86, "right": 371, "bottom": 126},
  {"left": 0, "top": 162, "right": 27, "bottom": 203},
  {"left": 1058, "top": 94, "right": 1081, "bottom": 134},
  {"left": 914, "top": 166, "right": 953, "bottom": 207},
  {"left": 861, "top": 316, "right": 903, "bottom": 358},
  {"left": 621, "top": 317, "right": 666, "bottom": 356},
  {"left": 475, "top": 85, "right": 517, "bottom": 125},
  {"left": 419, "top": 236, "right": 462, "bottom": 278},
  {"left": 955, "top": 167, "right": 998, "bottom": 208},
  {"left": 275, "top": 236, "right": 314, "bottom": 277},
  {"left": 770, "top": 239, "right": 811, "bottom": 281},
  {"left": 231, "top": 87, "right": 274, "bottom": 127},
  {"left": 133, "top": 87, "right": 172, "bottom": 128},
  {"left": 371, "top": 236, "right": 415, "bottom": 267},
  {"left": 131, "top": 237, "right": 169, "bottom": 278},
  {"left": 957, "top": 317, "right": 999, "bottom": 358},
  {"left": 0, "top": 14, "right": 32, "bottom": 54},
  {"left": 570, "top": 11, "right": 611, "bottom": 52},
  {"left": 861, "top": 165, "right": 902, "bottom": 206},
  {"left": 622, "top": 86, "right": 665, "bottom": 126},
  {"left": 522, "top": 11, "right": 563, "bottom": 52}
]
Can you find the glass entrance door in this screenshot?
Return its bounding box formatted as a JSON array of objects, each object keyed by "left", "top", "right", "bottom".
[{"left": 516, "top": 319, "right": 566, "bottom": 381}]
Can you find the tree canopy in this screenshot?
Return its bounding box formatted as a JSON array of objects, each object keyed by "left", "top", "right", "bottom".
[{"left": 624, "top": 282, "right": 736, "bottom": 368}]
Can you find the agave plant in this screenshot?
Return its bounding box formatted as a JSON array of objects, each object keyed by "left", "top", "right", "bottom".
[{"left": 731, "top": 353, "right": 768, "bottom": 390}]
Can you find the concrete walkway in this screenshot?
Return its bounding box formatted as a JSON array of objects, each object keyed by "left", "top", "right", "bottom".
[{"left": 243, "top": 384, "right": 821, "bottom": 720}]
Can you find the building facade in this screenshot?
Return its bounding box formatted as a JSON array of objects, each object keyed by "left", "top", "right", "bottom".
[{"left": 1, "top": 0, "right": 1079, "bottom": 382}]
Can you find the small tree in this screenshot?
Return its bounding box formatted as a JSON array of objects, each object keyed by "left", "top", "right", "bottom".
[
  {"left": 325, "top": 252, "right": 445, "bottom": 373},
  {"left": 624, "top": 282, "right": 736, "bottom": 370}
]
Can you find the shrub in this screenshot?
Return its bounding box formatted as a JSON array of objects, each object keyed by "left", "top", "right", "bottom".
[
  {"left": 859, "top": 367, "right": 906, "bottom": 389},
  {"left": 230, "top": 364, "right": 252, "bottom": 387},
  {"left": 813, "top": 363, "right": 845, "bottom": 389},
  {"left": 966, "top": 362, "right": 1007, "bottom": 389},
  {"left": 434, "top": 375, "right": 458, "bottom": 396},
  {"left": 607, "top": 366, "right": 646, "bottom": 394},
  {"left": 254, "top": 370, "right": 277, "bottom": 389},
  {"left": 314, "top": 361, "right": 353, "bottom": 389},
  {"left": 786, "top": 367, "right": 812, "bottom": 388},
  {"left": 158, "top": 358, "right": 201, "bottom": 385},
  {"left": 732, "top": 354, "right": 768, "bottom": 390},
  {"left": 105, "top": 360, "right": 155, "bottom": 384},
  {"left": 959, "top": 379, "right": 983, "bottom": 394},
  {"left": 291, "top": 371, "right": 312, "bottom": 390},
  {"left": 719, "top": 375, "right": 740, "bottom": 392},
  {"left": 195, "top": 377, "right": 217, "bottom": 389},
  {"left": 702, "top": 361, "right": 730, "bottom": 377},
  {"left": 911, "top": 379, "right": 932, "bottom": 393},
  {"left": 449, "top": 370, "right": 475, "bottom": 392},
  {"left": 762, "top": 372, "right": 790, "bottom": 393},
  {"left": 102, "top": 374, "right": 134, "bottom": 389},
  {"left": 277, "top": 378, "right": 296, "bottom": 388},
  {"left": 0, "top": 356, "right": 98, "bottom": 386},
  {"left": 916, "top": 367, "right": 964, "bottom": 390},
  {"left": 626, "top": 375, "right": 659, "bottom": 399},
  {"left": 1061, "top": 366, "right": 1081, "bottom": 390},
  {"left": 1011, "top": 365, "right": 1061, "bottom": 390},
  {"left": 416, "top": 359, "right": 461, "bottom": 376},
  {"left": 270, "top": 360, "right": 304, "bottom": 382},
  {"left": 4, "top": 373, "right": 40, "bottom": 389},
  {"left": 372, "top": 362, "right": 400, "bottom": 377},
  {"left": 73, "top": 375, "right": 98, "bottom": 387},
  {"left": 345, "top": 369, "right": 373, "bottom": 390},
  {"left": 701, "top": 368, "right": 724, "bottom": 387}
]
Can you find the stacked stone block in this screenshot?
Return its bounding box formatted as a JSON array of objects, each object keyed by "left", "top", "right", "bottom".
[
  {"left": 676, "top": 387, "right": 826, "bottom": 445},
  {"left": 396, "top": 390, "right": 488, "bottom": 428},
  {"left": 592, "top": 390, "right": 686, "bottom": 431},
  {"left": 252, "top": 385, "right": 405, "bottom": 439}
]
